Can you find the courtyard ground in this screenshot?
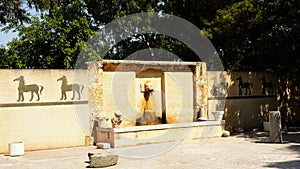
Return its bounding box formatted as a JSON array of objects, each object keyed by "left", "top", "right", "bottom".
[{"left": 0, "top": 130, "right": 299, "bottom": 169}]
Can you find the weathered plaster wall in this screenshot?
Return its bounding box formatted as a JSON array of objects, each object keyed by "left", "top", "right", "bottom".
[
  {"left": 0, "top": 65, "right": 283, "bottom": 153},
  {"left": 0, "top": 69, "right": 88, "bottom": 154},
  {"left": 0, "top": 69, "right": 88, "bottom": 102},
  {"left": 207, "top": 71, "right": 278, "bottom": 130},
  {"left": 165, "top": 72, "right": 193, "bottom": 123},
  {"left": 100, "top": 71, "right": 194, "bottom": 127},
  {"left": 102, "top": 71, "right": 137, "bottom": 127}
]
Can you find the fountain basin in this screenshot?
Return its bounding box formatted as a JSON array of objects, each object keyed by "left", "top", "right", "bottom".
[{"left": 96, "top": 120, "right": 225, "bottom": 148}]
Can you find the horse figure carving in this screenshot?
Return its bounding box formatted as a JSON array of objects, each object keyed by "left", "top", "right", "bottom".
[
  {"left": 260, "top": 76, "right": 274, "bottom": 95},
  {"left": 13, "top": 76, "right": 44, "bottom": 101},
  {"left": 236, "top": 76, "right": 252, "bottom": 95},
  {"left": 57, "top": 76, "right": 84, "bottom": 100}
]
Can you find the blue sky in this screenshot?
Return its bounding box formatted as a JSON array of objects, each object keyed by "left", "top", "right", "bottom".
[
  {"left": 0, "top": 6, "right": 37, "bottom": 48},
  {"left": 0, "top": 30, "right": 18, "bottom": 47}
]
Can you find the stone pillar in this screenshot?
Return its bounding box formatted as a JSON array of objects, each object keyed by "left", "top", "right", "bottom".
[
  {"left": 87, "top": 61, "right": 104, "bottom": 138},
  {"left": 194, "top": 62, "right": 208, "bottom": 121},
  {"left": 269, "top": 111, "right": 282, "bottom": 143}
]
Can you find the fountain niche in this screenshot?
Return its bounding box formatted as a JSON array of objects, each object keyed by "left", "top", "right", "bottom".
[
  {"left": 136, "top": 71, "right": 164, "bottom": 126},
  {"left": 87, "top": 60, "right": 225, "bottom": 148}
]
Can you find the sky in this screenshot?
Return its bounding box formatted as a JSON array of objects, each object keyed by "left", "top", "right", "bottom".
[
  {"left": 0, "top": 30, "right": 18, "bottom": 47},
  {"left": 0, "top": 5, "right": 37, "bottom": 48}
]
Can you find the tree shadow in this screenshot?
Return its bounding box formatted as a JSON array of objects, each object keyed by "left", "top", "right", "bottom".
[
  {"left": 233, "top": 130, "right": 300, "bottom": 168},
  {"left": 282, "top": 128, "right": 300, "bottom": 143},
  {"left": 264, "top": 144, "right": 300, "bottom": 168},
  {"left": 232, "top": 128, "right": 300, "bottom": 144},
  {"left": 223, "top": 71, "right": 300, "bottom": 132},
  {"left": 232, "top": 131, "right": 271, "bottom": 143},
  {"left": 265, "top": 160, "right": 300, "bottom": 169}
]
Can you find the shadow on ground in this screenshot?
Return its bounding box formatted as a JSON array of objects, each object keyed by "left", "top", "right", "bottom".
[
  {"left": 232, "top": 127, "right": 300, "bottom": 144},
  {"left": 265, "top": 160, "right": 300, "bottom": 169},
  {"left": 233, "top": 128, "right": 300, "bottom": 168},
  {"left": 264, "top": 144, "right": 300, "bottom": 168}
]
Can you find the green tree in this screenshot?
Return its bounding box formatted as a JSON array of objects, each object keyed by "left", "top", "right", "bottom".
[
  {"left": 258, "top": 0, "right": 300, "bottom": 73},
  {"left": 0, "top": 47, "right": 25, "bottom": 68},
  {"left": 258, "top": 0, "right": 300, "bottom": 126},
  {"left": 203, "top": 0, "right": 263, "bottom": 70},
  {"left": 84, "top": 0, "right": 162, "bottom": 27},
  {"left": 202, "top": 0, "right": 299, "bottom": 72},
  {"left": 162, "top": 0, "right": 239, "bottom": 29},
  {"left": 7, "top": 0, "right": 94, "bottom": 68},
  {"left": 0, "top": 0, "right": 30, "bottom": 27},
  {"left": 1, "top": 0, "right": 299, "bottom": 71}
]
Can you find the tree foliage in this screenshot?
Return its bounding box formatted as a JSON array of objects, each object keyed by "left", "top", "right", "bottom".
[
  {"left": 5, "top": 0, "right": 94, "bottom": 68},
  {"left": 1, "top": 0, "right": 300, "bottom": 125},
  {"left": 0, "top": 0, "right": 30, "bottom": 27},
  {"left": 0, "top": 0, "right": 299, "bottom": 71},
  {"left": 203, "top": 0, "right": 263, "bottom": 70}
]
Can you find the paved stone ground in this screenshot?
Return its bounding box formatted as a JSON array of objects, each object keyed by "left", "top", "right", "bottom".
[{"left": 1, "top": 131, "right": 299, "bottom": 169}]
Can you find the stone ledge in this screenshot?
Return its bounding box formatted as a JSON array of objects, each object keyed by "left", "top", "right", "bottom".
[
  {"left": 86, "top": 60, "right": 203, "bottom": 72},
  {"left": 104, "top": 121, "right": 226, "bottom": 148},
  {"left": 101, "top": 60, "right": 198, "bottom": 66},
  {"left": 113, "top": 120, "right": 225, "bottom": 133}
]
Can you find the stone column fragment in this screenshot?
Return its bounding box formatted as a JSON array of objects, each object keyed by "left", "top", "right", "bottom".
[
  {"left": 194, "top": 62, "right": 208, "bottom": 121},
  {"left": 269, "top": 111, "right": 282, "bottom": 143}
]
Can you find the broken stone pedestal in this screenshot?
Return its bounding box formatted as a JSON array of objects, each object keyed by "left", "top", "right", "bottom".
[
  {"left": 269, "top": 111, "right": 283, "bottom": 143},
  {"left": 88, "top": 153, "right": 118, "bottom": 168}
]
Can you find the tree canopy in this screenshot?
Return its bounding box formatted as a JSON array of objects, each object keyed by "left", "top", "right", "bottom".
[
  {"left": 0, "top": 0, "right": 299, "bottom": 126},
  {"left": 0, "top": 0, "right": 299, "bottom": 72}
]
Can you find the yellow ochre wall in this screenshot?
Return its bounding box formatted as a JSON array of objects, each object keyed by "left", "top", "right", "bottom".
[
  {"left": 101, "top": 71, "right": 194, "bottom": 127},
  {"left": 0, "top": 69, "right": 89, "bottom": 154},
  {"left": 207, "top": 71, "right": 278, "bottom": 130},
  {"left": 0, "top": 68, "right": 279, "bottom": 154}
]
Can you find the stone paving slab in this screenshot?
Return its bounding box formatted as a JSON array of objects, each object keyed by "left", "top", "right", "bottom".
[{"left": 0, "top": 132, "right": 299, "bottom": 169}]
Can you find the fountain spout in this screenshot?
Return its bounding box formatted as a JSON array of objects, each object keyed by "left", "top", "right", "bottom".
[{"left": 136, "top": 81, "right": 161, "bottom": 125}]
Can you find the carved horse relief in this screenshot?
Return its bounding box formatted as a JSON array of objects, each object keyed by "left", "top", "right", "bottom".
[
  {"left": 260, "top": 76, "right": 274, "bottom": 95},
  {"left": 236, "top": 76, "right": 252, "bottom": 95},
  {"left": 13, "top": 76, "right": 44, "bottom": 101},
  {"left": 57, "top": 76, "right": 84, "bottom": 100}
]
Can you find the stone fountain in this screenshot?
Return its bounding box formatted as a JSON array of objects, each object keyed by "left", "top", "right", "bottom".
[
  {"left": 136, "top": 81, "right": 161, "bottom": 125},
  {"left": 87, "top": 60, "right": 225, "bottom": 148}
]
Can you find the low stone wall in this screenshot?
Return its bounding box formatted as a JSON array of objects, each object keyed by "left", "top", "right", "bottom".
[{"left": 0, "top": 69, "right": 89, "bottom": 153}]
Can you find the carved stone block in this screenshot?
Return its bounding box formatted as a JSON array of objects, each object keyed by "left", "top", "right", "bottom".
[{"left": 88, "top": 152, "right": 118, "bottom": 168}]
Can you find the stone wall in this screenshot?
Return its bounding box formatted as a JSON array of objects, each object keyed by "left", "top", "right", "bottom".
[
  {"left": 207, "top": 71, "right": 278, "bottom": 130},
  {"left": 100, "top": 71, "right": 194, "bottom": 126},
  {"left": 87, "top": 60, "right": 280, "bottom": 132},
  {"left": 0, "top": 65, "right": 287, "bottom": 153},
  {"left": 0, "top": 69, "right": 89, "bottom": 153}
]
